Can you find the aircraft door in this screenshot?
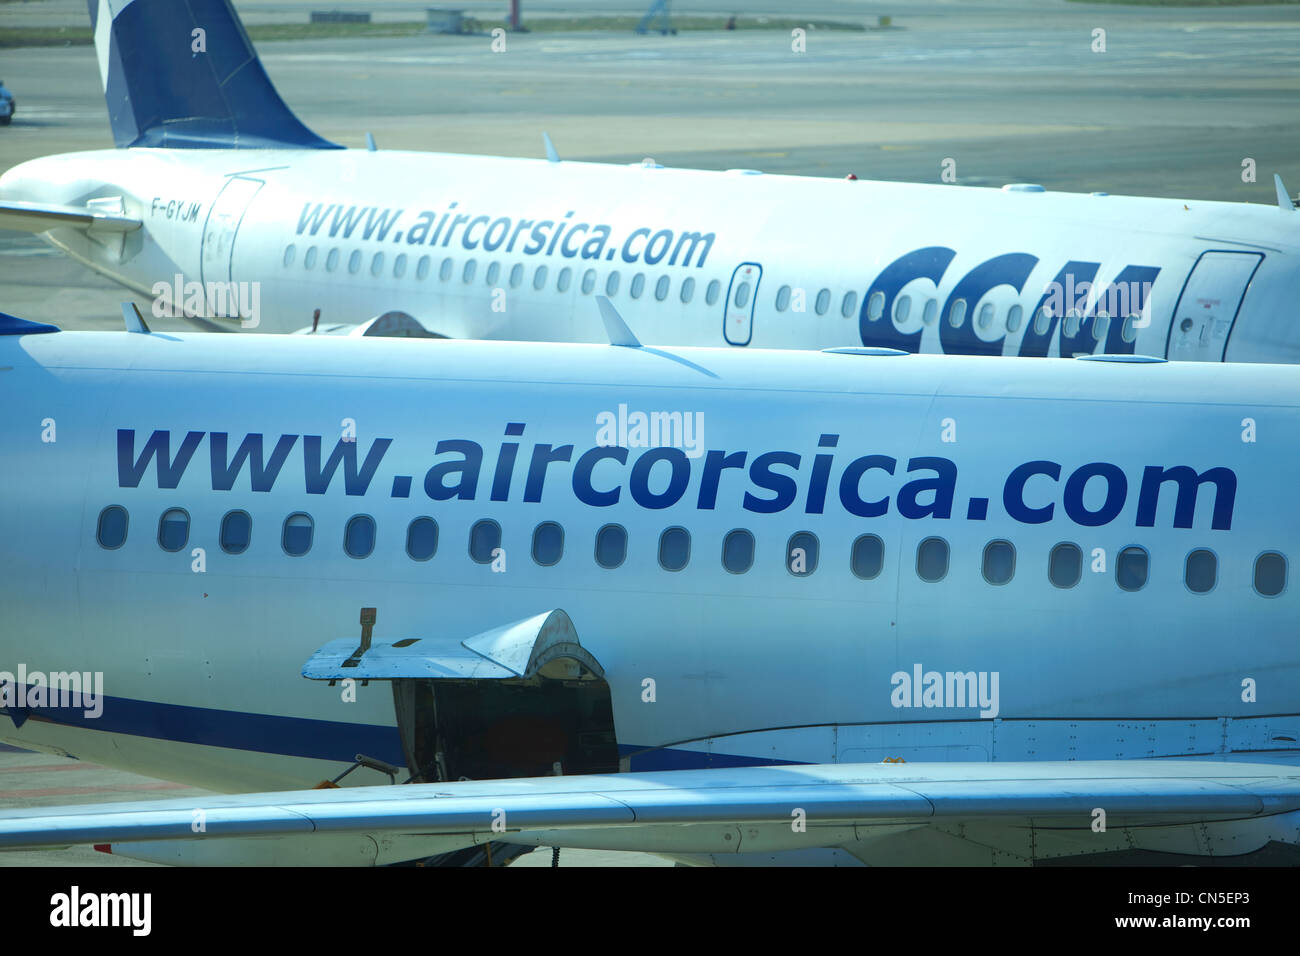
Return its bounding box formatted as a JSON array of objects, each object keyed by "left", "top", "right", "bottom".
[
  {"left": 200, "top": 176, "right": 264, "bottom": 316},
  {"left": 1165, "top": 251, "right": 1263, "bottom": 361},
  {"left": 723, "top": 262, "right": 761, "bottom": 346}
]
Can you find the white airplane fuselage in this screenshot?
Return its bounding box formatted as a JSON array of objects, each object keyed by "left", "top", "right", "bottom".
[
  {"left": 1, "top": 327, "right": 1296, "bottom": 794},
  {"left": 3, "top": 147, "right": 1300, "bottom": 361}
]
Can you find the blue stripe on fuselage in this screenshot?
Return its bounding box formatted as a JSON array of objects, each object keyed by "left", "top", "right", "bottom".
[
  {"left": 0, "top": 688, "right": 784, "bottom": 772},
  {"left": 2, "top": 689, "right": 405, "bottom": 766}
]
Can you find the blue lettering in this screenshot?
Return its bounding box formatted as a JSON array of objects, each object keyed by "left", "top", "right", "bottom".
[
  {"left": 117, "top": 429, "right": 203, "bottom": 489},
  {"left": 1003, "top": 460, "right": 1060, "bottom": 524}
]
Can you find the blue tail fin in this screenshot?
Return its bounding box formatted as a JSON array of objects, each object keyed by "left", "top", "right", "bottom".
[{"left": 88, "top": 0, "right": 340, "bottom": 149}]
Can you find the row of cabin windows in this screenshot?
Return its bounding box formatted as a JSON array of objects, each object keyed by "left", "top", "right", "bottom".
[
  {"left": 95, "top": 505, "right": 1289, "bottom": 597},
  {"left": 772, "top": 286, "right": 1143, "bottom": 341},
  {"left": 283, "top": 244, "right": 726, "bottom": 306},
  {"left": 283, "top": 242, "right": 1140, "bottom": 340}
]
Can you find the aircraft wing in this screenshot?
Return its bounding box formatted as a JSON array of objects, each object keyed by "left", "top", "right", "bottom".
[
  {"left": 2, "top": 760, "right": 1298, "bottom": 864},
  {"left": 0, "top": 198, "right": 141, "bottom": 234}
]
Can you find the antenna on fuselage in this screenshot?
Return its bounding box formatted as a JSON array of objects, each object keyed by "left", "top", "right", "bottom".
[
  {"left": 596, "top": 295, "right": 641, "bottom": 347},
  {"left": 121, "top": 301, "right": 150, "bottom": 334},
  {"left": 1275, "top": 174, "right": 1297, "bottom": 211},
  {"left": 542, "top": 131, "right": 560, "bottom": 163}
]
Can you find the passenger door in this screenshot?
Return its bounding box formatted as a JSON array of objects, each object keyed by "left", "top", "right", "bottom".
[
  {"left": 1165, "top": 251, "right": 1263, "bottom": 361},
  {"left": 200, "top": 176, "right": 263, "bottom": 317}
]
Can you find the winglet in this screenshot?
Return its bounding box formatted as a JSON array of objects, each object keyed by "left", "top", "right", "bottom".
[
  {"left": 543, "top": 131, "right": 560, "bottom": 163},
  {"left": 122, "top": 302, "right": 150, "bottom": 334},
  {"left": 365, "top": 132, "right": 377, "bottom": 152},
  {"left": 1275, "top": 174, "right": 1294, "bottom": 211},
  {"left": 596, "top": 296, "right": 640, "bottom": 347}
]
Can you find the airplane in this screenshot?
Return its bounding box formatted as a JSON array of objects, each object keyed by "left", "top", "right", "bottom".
[
  {"left": 0, "top": 0, "right": 1298, "bottom": 362},
  {"left": 0, "top": 301, "right": 1296, "bottom": 866}
]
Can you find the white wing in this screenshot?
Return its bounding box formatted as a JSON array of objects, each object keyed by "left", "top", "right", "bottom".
[{"left": 2, "top": 760, "right": 1299, "bottom": 865}]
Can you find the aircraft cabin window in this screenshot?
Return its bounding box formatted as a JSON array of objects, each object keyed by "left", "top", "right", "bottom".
[
  {"left": 303, "top": 246, "right": 318, "bottom": 270},
  {"left": 532, "top": 522, "right": 564, "bottom": 566},
  {"left": 439, "top": 257, "right": 454, "bottom": 281},
  {"left": 344, "top": 515, "right": 376, "bottom": 559},
  {"left": 775, "top": 285, "right": 791, "bottom": 312},
  {"left": 486, "top": 261, "right": 501, "bottom": 286},
  {"left": 348, "top": 250, "right": 362, "bottom": 275},
  {"left": 559, "top": 267, "right": 574, "bottom": 293},
  {"left": 982, "top": 539, "right": 1015, "bottom": 585},
  {"left": 787, "top": 532, "right": 819, "bottom": 577},
  {"left": 864, "top": 291, "right": 885, "bottom": 322},
  {"left": 814, "top": 289, "right": 831, "bottom": 315},
  {"left": 916, "top": 537, "right": 949, "bottom": 583},
  {"left": 948, "top": 298, "right": 967, "bottom": 329},
  {"left": 630, "top": 273, "right": 645, "bottom": 299},
  {"left": 922, "top": 298, "right": 938, "bottom": 325},
  {"left": 883, "top": 293, "right": 900, "bottom": 323},
  {"left": 605, "top": 272, "right": 621, "bottom": 296},
  {"left": 595, "top": 524, "right": 627, "bottom": 569},
  {"left": 659, "top": 527, "right": 691, "bottom": 572},
  {"left": 1185, "top": 549, "right": 1217, "bottom": 594},
  {"left": 371, "top": 253, "right": 385, "bottom": 277},
  {"left": 533, "top": 265, "right": 549, "bottom": 290},
  {"left": 681, "top": 277, "right": 696, "bottom": 304},
  {"left": 1254, "top": 552, "right": 1287, "bottom": 597},
  {"left": 406, "top": 517, "right": 438, "bottom": 561},
  {"left": 220, "top": 510, "right": 251, "bottom": 555},
  {"left": 509, "top": 263, "right": 524, "bottom": 288},
  {"left": 1006, "top": 303, "right": 1023, "bottom": 333},
  {"left": 1121, "top": 314, "right": 1139, "bottom": 344},
  {"left": 1092, "top": 314, "right": 1110, "bottom": 342},
  {"left": 705, "top": 279, "right": 721, "bottom": 306},
  {"left": 282, "top": 513, "right": 314, "bottom": 557},
  {"left": 1063, "top": 310, "right": 1082, "bottom": 339},
  {"left": 158, "top": 508, "right": 189, "bottom": 552},
  {"left": 722, "top": 529, "right": 755, "bottom": 574},
  {"left": 1049, "top": 542, "right": 1082, "bottom": 588},
  {"left": 977, "top": 302, "right": 995, "bottom": 331},
  {"left": 393, "top": 253, "right": 407, "bottom": 278},
  {"left": 325, "top": 248, "right": 339, "bottom": 272},
  {"left": 462, "top": 259, "right": 477, "bottom": 284},
  {"left": 416, "top": 255, "right": 431, "bottom": 280},
  {"left": 654, "top": 275, "right": 669, "bottom": 301},
  {"left": 283, "top": 244, "right": 296, "bottom": 268},
  {"left": 581, "top": 269, "right": 597, "bottom": 294},
  {"left": 841, "top": 291, "right": 858, "bottom": 319},
  {"left": 851, "top": 534, "right": 884, "bottom": 580},
  {"left": 1033, "top": 307, "right": 1050, "bottom": 335},
  {"left": 469, "top": 519, "right": 501, "bottom": 565},
  {"left": 732, "top": 280, "right": 751, "bottom": 309},
  {"left": 96, "top": 505, "right": 128, "bottom": 550},
  {"left": 1117, "top": 546, "right": 1148, "bottom": 591}
]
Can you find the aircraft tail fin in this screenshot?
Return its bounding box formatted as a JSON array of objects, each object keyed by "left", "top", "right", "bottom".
[{"left": 87, "top": 0, "right": 340, "bottom": 150}]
